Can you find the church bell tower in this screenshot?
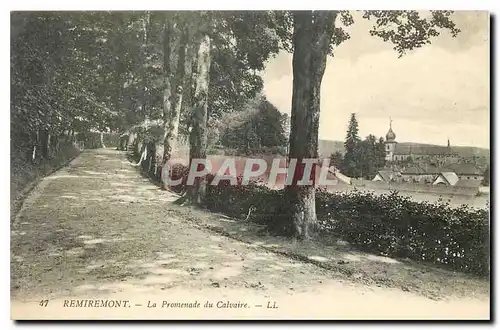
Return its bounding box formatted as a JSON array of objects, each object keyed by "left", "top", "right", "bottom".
[{"left": 384, "top": 118, "right": 397, "bottom": 162}]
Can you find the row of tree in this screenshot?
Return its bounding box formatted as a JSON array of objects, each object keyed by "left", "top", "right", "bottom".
[
  {"left": 330, "top": 113, "right": 386, "bottom": 179},
  {"left": 12, "top": 10, "right": 461, "bottom": 239}
]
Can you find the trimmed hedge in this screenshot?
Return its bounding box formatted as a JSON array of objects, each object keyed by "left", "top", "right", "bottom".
[
  {"left": 160, "top": 162, "right": 490, "bottom": 277},
  {"left": 204, "top": 176, "right": 284, "bottom": 221},
  {"left": 315, "top": 189, "right": 489, "bottom": 276},
  {"left": 216, "top": 185, "right": 488, "bottom": 276}
]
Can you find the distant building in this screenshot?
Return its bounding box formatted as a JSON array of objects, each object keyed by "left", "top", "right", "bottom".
[
  {"left": 329, "top": 166, "right": 352, "bottom": 185},
  {"left": 444, "top": 163, "right": 484, "bottom": 181},
  {"left": 454, "top": 179, "right": 483, "bottom": 188},
  {"left": 384, "top": 119, "right": 397, "bottom": 162},
  {"left": 433, "top": 172, "right": 459, "bottom": 186},
  {"left": 376, "top": 164, "right": 483, "bottom": 186},
  {"left": 383, "top": 120, "right": 459, "bottom": 162},
  {"left": 372, "top": 170, "right": 398, "bottom": 182},
  {"left": 400, "top": 165, "right": 442, "bottom": 183},
  {"left": 433, "top": 172, "right": 482, "bottom": 188}
]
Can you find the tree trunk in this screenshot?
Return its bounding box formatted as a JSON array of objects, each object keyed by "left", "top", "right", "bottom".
[
  {"left": 147, "top": 140, "right": 156, "bottom": 177},
  {"left": 100, "top": 132, "right": 106, "bottom": 148},
  {"left": 187, "top": 33, "right": 211, "bottom": 205},
  {"left": 284, "top": 11, "right": 337, "bottom": 239},
  {"left": 51, "top": 133, "right": 59, "bottom": 155},
  {"left": 142, "top": 11, "right": 151, "bottom": 120},
  {"left": 162, "top": 19, "right": 174, "bottom": 165},
  {"left": 40, "top": 129, "right": 50, "bottom": 159},
  {"left": 47, "top": 133, "right": 52, "bottom": 157},
  {"left": 31, "top": 129, "right": 39, "bottom": 163},
  {"left": 181, "top": 36, "right": 199, "bottom": 133},
  {"left": 163, "top": 25, "right": 188, "bottom": 163},
  {"left": 136, "top": 143, "right": 147, "bottom": 167}
]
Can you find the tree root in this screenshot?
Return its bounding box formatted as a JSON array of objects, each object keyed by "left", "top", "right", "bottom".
[
  {"left": 174, "top": 194, "right": 191, "bottom": 206},
  {"left": 130, "top": 149, "right": 147, "bottom": 167}
]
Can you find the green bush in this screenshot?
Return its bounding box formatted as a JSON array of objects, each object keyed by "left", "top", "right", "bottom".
[
  {"left": 205, "top": 182, "right": 489, "bottom": 276},
  {"left": 316, "top": 189, "right": 489, "bottom": 276},
  {"left": 161, "top": 163, "right": 291, "bottom": 230},
  {"left": 204, "top": 177, "right": 284, "bottom": 220},
  {"left": 158, "top": 159, "right": 490, "bottom": 277}
]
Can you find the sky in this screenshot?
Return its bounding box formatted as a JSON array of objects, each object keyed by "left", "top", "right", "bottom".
[{"left": 262, "top": 11, "right": 490, "bottom": 149}]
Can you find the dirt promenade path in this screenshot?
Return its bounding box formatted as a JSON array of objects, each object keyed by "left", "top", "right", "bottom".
[{"left": 10, "top": 149, "right": 490, "bottom": 320}]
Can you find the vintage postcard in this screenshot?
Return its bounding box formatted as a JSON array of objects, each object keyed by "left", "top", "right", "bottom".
[{"left": 10, "top": 10, "right": 490, "bottom": 320}]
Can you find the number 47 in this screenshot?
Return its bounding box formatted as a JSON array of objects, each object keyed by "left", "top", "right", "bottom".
[{"left": 39, "top": 300, "right": 49, "bottom": 307}]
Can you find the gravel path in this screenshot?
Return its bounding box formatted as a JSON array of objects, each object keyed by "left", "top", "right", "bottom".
[{"left": 10, "top": 149, "right": 490, "bottom": 320}]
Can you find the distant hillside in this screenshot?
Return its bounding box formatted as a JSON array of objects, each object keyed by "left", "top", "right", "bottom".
[
  {"left": 318, "top": 139, "right": 490, "bottom": 159},
  {"left": 398, "top": 142, "right": 490, "bottom": 159},
  {"left": 450, "top": 145, "right": 490, "bottom": 158}
]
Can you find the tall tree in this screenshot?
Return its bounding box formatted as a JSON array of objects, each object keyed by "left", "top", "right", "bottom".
[
  {"left": 11, "top": 12, "right": 147, "bottom": 160},
  {"left": 179, "top": 11, "right": 282, "bottom": 204},
  {"left": 342, "top": 113, "right": 361, "bottom": 177},
  {"left": 161, "top": 16, "right": 175, "bottom": 164},
  {"left": 376, "top": 137, "right": 387, "bottom": 169},
  {"left": 163, "top": 17, "right": 189, "bottom": 163},
  {"left": 186, "top": 17, "right": 212, "bottom": 205},
  {"left": 284, "top": 11, "right": 341, "bottom": 239},
  {"left": 358, "top": 134, "right": 386, "bottom": 179},
  {"left": 329, "top": 151, "right": 344, "bottom": 169},
  {"left": 218, "top": 96, "right": 288, "bottom": 154},
  {"left": 276, "top": 10, "right": 459, "bottom": 239}
]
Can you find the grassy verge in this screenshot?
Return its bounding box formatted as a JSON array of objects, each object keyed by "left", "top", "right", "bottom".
[{"left": 10, "top": 143, "right": 81, "bottom": 222}]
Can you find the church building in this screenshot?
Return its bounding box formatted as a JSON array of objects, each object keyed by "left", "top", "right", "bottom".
[{"left": 383, "top": 120, "right": 458, "bottom": 163}]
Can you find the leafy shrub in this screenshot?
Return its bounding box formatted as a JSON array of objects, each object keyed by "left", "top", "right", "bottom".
[
  {"left": 205, "top": 176, "right": 282, "bottom": 218},
  {"left": 315, "top": 189, "right": 489, "bottom": 276},
  {"left": 154, "top": 154, "right": 489, "bottom": 277},
  {"left": 204, "top": 175, "right": 294, "bottom": 234},
  {"left": 203, "top": 182, "right": 489, "bottom": 276}
]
